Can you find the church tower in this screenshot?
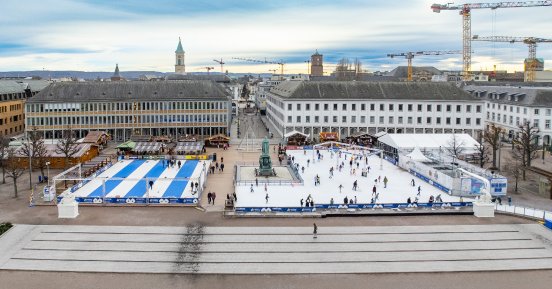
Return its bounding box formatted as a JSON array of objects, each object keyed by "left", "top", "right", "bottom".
[
  {"left": 175, "top": 37, "right": 186, "bottom": 74},
  {"left": 310, "top": 50, "right": 323, "bottom": 77},
  {"left": 111, "top": 63, "right": 122, "bottom": 81}
]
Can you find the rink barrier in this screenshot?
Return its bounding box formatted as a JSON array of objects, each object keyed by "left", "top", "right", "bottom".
[
  {"left": 56, "top": 196, "right": 199, "bottom": 205},
  {"left": 68, "top": 162, "right": 113, "bottom": 193},
  {"left": 409, "top": 169, "right": 451, "bottom": 194},
  {"left": 235, "top": 202, "right": 473, "bottom": 213},
  {"left": 495, "top": 204, "right": 552, "bottom": 222}
]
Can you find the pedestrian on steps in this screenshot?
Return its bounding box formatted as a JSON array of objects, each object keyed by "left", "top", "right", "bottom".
[{"left": 313, "top": 223, "right": 318, "bottom": 239}]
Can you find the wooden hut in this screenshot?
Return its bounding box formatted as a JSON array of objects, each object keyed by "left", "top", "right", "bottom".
[
  {"left": 204, "top": 134, "right": 230, "bottom": 147},
  {"left": 319, "top": 132, "right": 339, "bottom": 142},
  {"left": 284, "top": 130, "right": 309, "bottom": 146}
]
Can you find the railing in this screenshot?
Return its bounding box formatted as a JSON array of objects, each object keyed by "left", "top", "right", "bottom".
[{"left": 495, "top": 204, "right": 552, "bottom": 221}]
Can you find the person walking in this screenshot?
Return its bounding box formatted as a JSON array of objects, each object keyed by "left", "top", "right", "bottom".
[
  {"left": 344, "top": 196, "right": 349, "bottom": 204},
  {"left": 256, "top": 178, "right": 258, "bottom": 187},
  {"left": 220, "top": 163, "right": 225, "bottom": 172},
  {"left": 207, "top": 191, "right": 212, "bottom": 204},
  {"left": 383, "top": 176, "right": 388, "bottom": 188},
  {"left": 212, "top": 192, "right": 216, "bottom": 205},
  {"left": 177, "top": 160, "right": 182, "bottom": 169},
  {"left": 300, "top": 198, "right": 304, "bottom": 207},
  {"left": 313, "top": 223, "right": 318, "bottom": 239}
]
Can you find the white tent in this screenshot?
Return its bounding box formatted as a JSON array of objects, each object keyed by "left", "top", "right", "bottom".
[
  {"left": 378, "top": 133, "right": 479, "bottom": 154},
  {"left": 284, "top": 130, "right": 310, "bottom": 138},
  {"left": 406, "top": 147, "right": 432, "bottom": 163}
]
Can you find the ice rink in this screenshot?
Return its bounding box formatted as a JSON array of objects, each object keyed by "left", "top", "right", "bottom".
[
  {"left": 67, "top": 159, "right": 207, "bottom": 203},
  {"left": 235, "top": 149, "right": 471, "bottom": 208}
]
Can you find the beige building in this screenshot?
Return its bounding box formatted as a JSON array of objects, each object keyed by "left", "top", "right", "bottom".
[{"left": 0, "top": 80, "right": 49, "bottom": 137}]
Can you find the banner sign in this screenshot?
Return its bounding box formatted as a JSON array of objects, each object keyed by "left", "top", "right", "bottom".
[
  {"left": 58, "top": 196, "right": 199, "bottom": 205},
  {"left": 234, "top": 202, "right": 472, "bottom": 212},
  {"left": 489, "top": 178, "right": 508, "bottom": 196}
]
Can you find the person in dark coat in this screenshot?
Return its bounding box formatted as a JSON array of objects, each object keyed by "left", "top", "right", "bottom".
[{"left": 313, "top": 223, "right": 318, "bottom": 239}]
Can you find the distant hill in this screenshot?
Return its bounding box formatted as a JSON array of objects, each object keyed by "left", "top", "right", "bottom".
[{"left": 0, "top": 71, "right": 275, "bottom": 80}]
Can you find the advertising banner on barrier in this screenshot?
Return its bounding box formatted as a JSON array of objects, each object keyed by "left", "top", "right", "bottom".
[
  {"left": 234, "top": 202, "right": 472, "bottom": 212},
  {"left": 490, "top": 178, "right": 508, "bottom": 196},
  {"left": 184, "top": 155, "right": 208, "bottom": 160}
]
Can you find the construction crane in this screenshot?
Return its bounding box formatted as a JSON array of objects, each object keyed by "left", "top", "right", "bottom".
[
  {"left": 431, "top": 1, "right": 552, "bottom": 80},
  {"left": 213, "top": 58, "right": 225, "bottom": 73},
  {"left": 202, "top": 67, "right": 215, "bottom": 75},
  {"left": 232, "top": 57, "right": 285, "bottom": 79},
  {"left": 268, "top": 69, "right": 278, "bottom": 74},
  {"left": 387, "top": 50, "right": 461, "bottom": 81},
  {"left": 472, "top": 35, "right": 552, "bottom": 81}
]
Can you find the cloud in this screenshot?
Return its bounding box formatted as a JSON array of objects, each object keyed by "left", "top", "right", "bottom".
[{"left": 0, "top": 0, "right": 550, "bottom": 73}]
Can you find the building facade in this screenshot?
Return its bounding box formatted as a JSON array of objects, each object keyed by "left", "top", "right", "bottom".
[
  {"left": 25, "top": 81, "right": 231, "bottom": 141},
  {"left": 310, "top": 50, "right": 323, "bottom": 77},
  {"left": 175, "top": 38, "right": 186, "bottom": 74},
  {"left": 0, "top": 80, "right": 50, "bottom": 137},
  {"left": 266, "top": 81, "right": 485, "bottom": 141},
  {"left": 464, "top": 84, "right": 552, "bottom": 146}
]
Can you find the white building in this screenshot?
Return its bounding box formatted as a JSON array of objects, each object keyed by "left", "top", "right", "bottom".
[
  {"left": 464, "top": 84, "right": 552, "bottom": 145},
  {"left": 266, "top": 81, "right": 485, "bottom": 141}
]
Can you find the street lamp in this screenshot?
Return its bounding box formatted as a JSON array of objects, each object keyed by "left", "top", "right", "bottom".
[
  {"left": 26, "top": 137, "right": 32, "bottom": 190},
  {"left": 45, "top": 161, "right": 51, "bottom": 186}
]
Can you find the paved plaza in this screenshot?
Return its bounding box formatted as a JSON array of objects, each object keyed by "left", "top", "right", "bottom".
[{"left": 1, "top": 224, "right": 552, "bottom": 274}]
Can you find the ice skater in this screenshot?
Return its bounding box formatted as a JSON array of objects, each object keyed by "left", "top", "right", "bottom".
[
  {"left": 353, "top": 180, "right": 358, "bottom": 191},
  {"left": 300, "top": 198, "right": 304, "bottom": 207},
  {"left": 372, "top": 185, "right": 377, "bottom": 195},
  {"left": 411, "top": 179, "right": 415, "bottom": 187},
  {"left": 177, "top": 160, "right": 182, "bottom": 169},
  {"left": 338, "top": 184, "right": 344, "bottom": 193},
  {"left": 383, "top": 176, "right": 388, "bottom": 188},
  {"left": 417, "top": 185, "right": 421, "bottom": 196},
  {"left": 264, "top": 183, "right": 267, "bottom": 192},
  {"left": 250, "top": 184, "right": 254, "bottom": 193},
  {"left": 265, "top": 193, "right": 269, "bottom": 203},
  {"left": 302, "top": 166, "right": 305, "bottom": 174}
]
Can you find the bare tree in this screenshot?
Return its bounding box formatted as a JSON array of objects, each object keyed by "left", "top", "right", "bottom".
[
  {"left": 445, "top": 134, "right": 466, "bottom": 158},
  {"left": 483, "top": 124, "right": 503, "bottom": 169},
  {"left": 505, "top": 155, "right": 523, "bottom": 193},
  {"left": 0, "top": 134, "right": 7, "bottom": 184},
  {"left": 55, "top": 127, "right": 80, "bottom": 168},
  {"left": 474, "top": 133, "right": 489, "bottom": 168},
  {"left": 19, "top": 128, "right": 49, "bottom": 180},
  {"left": 512, "top": 121, "right": 540, "bottom": 180},
  {"left": 5, "top": 148, "right": 26, "bottom": 198}
]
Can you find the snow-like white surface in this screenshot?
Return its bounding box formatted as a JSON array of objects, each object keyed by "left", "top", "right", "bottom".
[
  {"left": 235, "top": 149, "right": 472, "bottom": 207},
  {"left": 106, "top": 160, "right": 157, "bottom": 197},
  {"left": 147, "top": 164, "right": 183, "bottom": 198},
  {"left": 72, "top": 160, "right": 132, "bottom": 197}
]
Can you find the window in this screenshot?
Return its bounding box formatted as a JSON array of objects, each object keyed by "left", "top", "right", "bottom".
[
  {"left": 389, "top": 104, "right": 394, "bottom": 111},
  {"left": 324, "top": 116, "right": 328, "bottom": 123},
  {"left": 342, "top": 116, "right": 347, "bottom": 122},
  {"left": 296, "top": 116, "right": 301, "bottom": 122},
  {"left": 352, "top": 104, "right": 356, "bottom": 111},
  {"left": 306, "top": 104, "right": 310, "bottom": 111},
  {"left": 296, "top": 104, "right": 301, "bottom": 111},
  {"left": 427, "top": 105, "right": 432, "bottom": 112},
  {"left": 466, "top": 118, "right": 471, "bottom": 125},
  {"left": 370, "top": 104, "right": 375, "bottom": 111},
  {"left": 324, "top": 104, "right": 328, "bottom": 111},
  {"left": 524, "top": 108, "right": 527, "bottom": 114},
  {"left": 456, "top": 105, "right": 461, "bottom": 112},
  {"left": 547, "top": 109, "right": 551, "bottom": 116},
  {"left": 446, "top": 117, "right": 451, "bottom": 125},
  {"left": 389, "top": 116, "right": 394, "bottom": 124},
  {"left": 417, "top": 104, "right": 422, "bottom": 112},
  {"left": 456, "top": 118, "right": 461, "bottom": 125},
  {"left": 516, "top": 117, "right": 520, "bottom": 125},
  {"left": 342, "top": 104, "right": 347, "bottom": 111},
  {"left": 417, "top": 117, "right": 422, "bottom": 124},
  {"left": 398, "top": 116, "right": 403, "bottom": 124},
  {"left": 446, "top": 105, "right": 451, "bottom": 112},
  {"left": 315, "top": 104, "right": 319, "bottom": 111},
  {"left": 361, "top": 104, "right": 366, "bottom": 111},
  {"left": 466, "top": 105, "right": 471, "bottom": 113},
  {"left": 370, "top": 116, "right": 375, "bottom": 124},
  {"left": 305, "top": 116, "right": 310, "bottom": 123},
  {"left": 437, "top": 105, "right": 441, "bottom": 112},
  {"left": 360, "top": 116, "right": 366, "bottom": 123},
  {"left": 534, "top": 119, "right": 540, "bottom": 128},
  {"left": 476, "top": 118, "right": 481, "bottom": 125},
  {"left": 408, "top": 104, "right": 413, "bottom": 112},
  {"left": 287, "top": 116, "right": 292, "bottom": 122},
  {"left": 546, "top": 120, "right": 551, "bottom": 129},
  {"left": 333, "top": 104, "right": 338, "bottom": 110},
  {"left": 380, "top": 104, "right": 385, "bottom": 111},
  {"left": 516, "top": 107, "right": 520, "bottom": 113},
  {"left": 426, "top": 117, "right": 431, "bottom": 124},
  {"left": 535, "top": 109, "right": 540, "bottom": 115},
  {"left": 510, "top": 106, "right": 513, "bottom": 112},
  {"left": 476, "top": 105, "right": 482, "bottom": 113},
  {"left": 315, "top": 116, "right": 319, "bottom": 122},
  {"left": 287, "top": 104, "right": 292, "bottom": 111},
  {"left": 436, "top": 117, "right": 441, "bottom": 124},
  {"left": 379, "top": 116, "right": 384, "bottom": 124},
  {"left": 351, "top": 116, "right": 356, "bottom": 123},
  {"left": 333, "top": 116, "right": 338, "bottom": 123},
  {"left": 509, "top": 116, "right": 513, "bottom": 124},
  {"left": 407, "top": 117, "right": 413, "bottom": 124},
  {"left": 398, "top": 104, "right": 403, "bottom": 111}
]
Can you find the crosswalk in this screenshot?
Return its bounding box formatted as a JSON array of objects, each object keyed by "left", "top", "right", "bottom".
[{"left": 1, "top": 224, "right": 552, "bottom": 274}]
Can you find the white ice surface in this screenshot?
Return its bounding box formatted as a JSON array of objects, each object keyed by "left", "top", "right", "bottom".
[
  {"left": 235, "top": 149, "right": 473, "bottom": 207},
  {"left": 147, "top": 163, "right": 182, "bottom": 198},
  {"left": 72, "top": 160, "right": 132, "bottom": 197},
  {"left": 105, "top": 160, "right": 157, "bottom": 198}
]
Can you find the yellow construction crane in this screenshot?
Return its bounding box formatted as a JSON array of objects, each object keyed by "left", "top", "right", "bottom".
[
  {"left": 202, "top": 67, "right": 215, "bottom": 75},
  {"left": 232, "top": 57, "right": 285, "bottom": 79},
  {"left": 387, "top": 50, "right": 461, "bottom": 81},
  {"left": 213, "top": 58, "right": 225, "bottom": 73},
  {"left": 472, "top": 35, "right": 552, "bottom": 82},
  {"left": 431, "top": 1, "right": 552, "bottom": 81}
]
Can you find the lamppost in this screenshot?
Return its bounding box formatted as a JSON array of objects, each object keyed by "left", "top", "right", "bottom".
[
  {"left": 26, "top": 137, "right": 32, "bottom": 190},
  {"left": 45, "top": 161, "right": 51, "bottom": 186}
]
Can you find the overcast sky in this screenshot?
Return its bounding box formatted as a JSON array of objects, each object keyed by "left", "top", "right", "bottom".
[{"left": 1, "top": 0, "right": 551, "bottom": 74}]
